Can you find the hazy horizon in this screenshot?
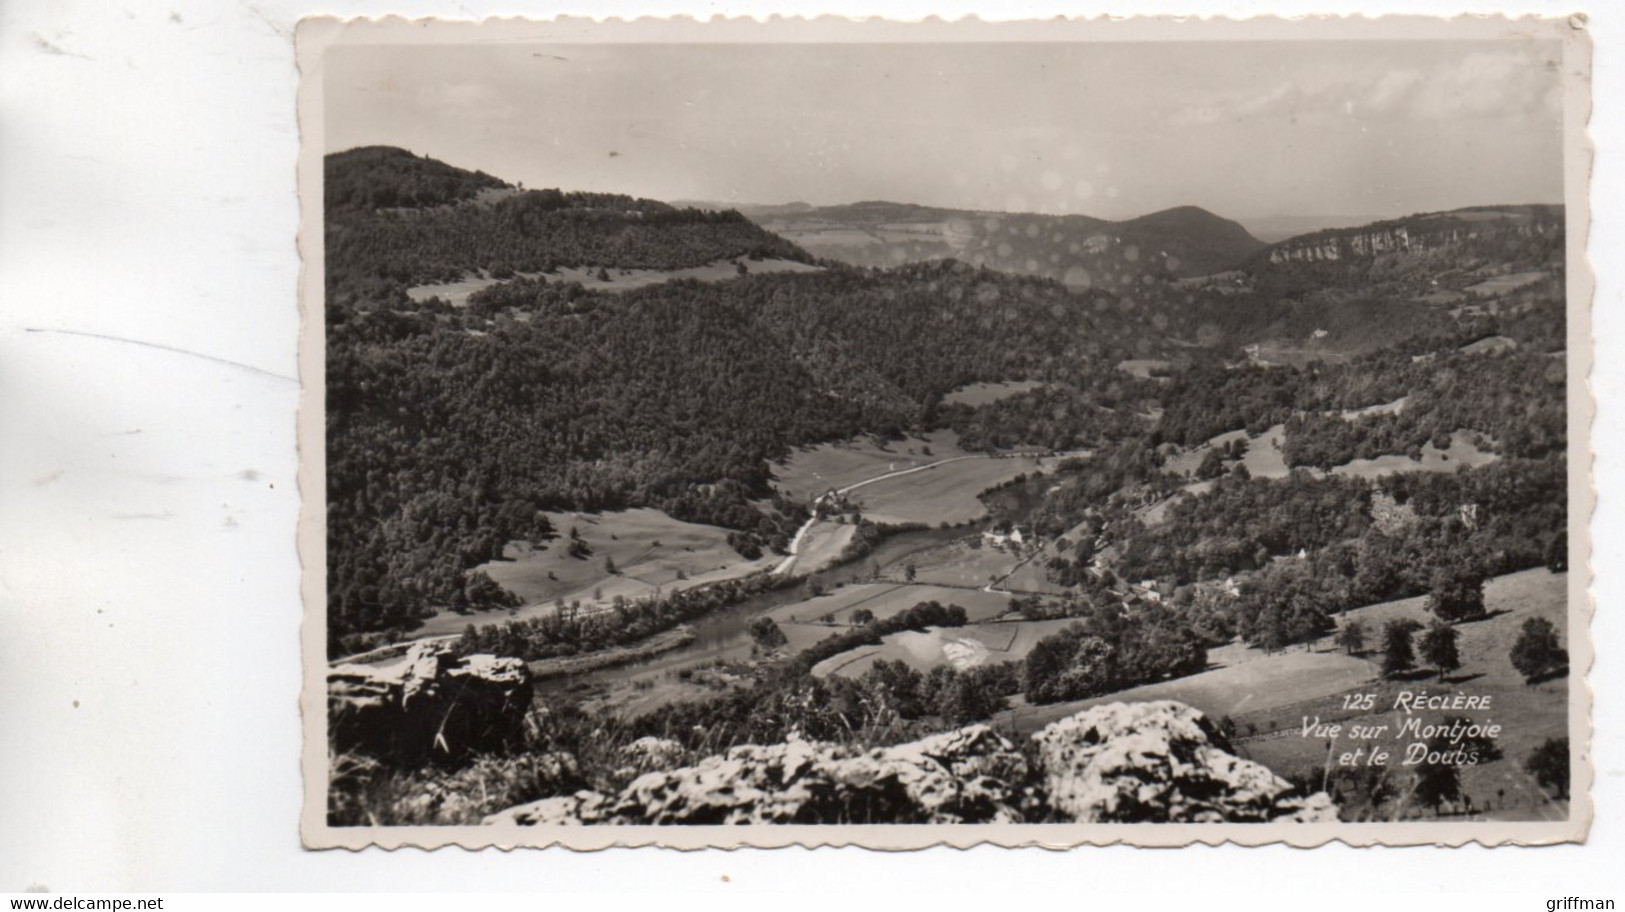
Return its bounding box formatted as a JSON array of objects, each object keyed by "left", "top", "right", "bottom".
[{"left": 326, "top": 40, "right": 1564, "bottom": 222}]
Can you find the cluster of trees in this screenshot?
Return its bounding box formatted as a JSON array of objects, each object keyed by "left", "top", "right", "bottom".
[
  {"left": 781, "top": 600, "right": 970, "bottom": 676},
  {"left": 450, "top": 571, "right": 797, "bottom": 662},
  {"left": 1280, "top": 348, "right": 1565, "bottom": 469},
  {"left": 852, "top": 659, "right": 1022, "bottom": 727},
  {"left": 325, "top": 145, "right": 811, "bottom": 305},
  {"left": 1117, "top": 470, "right": 1375, "bottom": 585},
  {"left": 1150, "top": 457, "right": 1564, "bottom": 652},
  {"left": 328, "top": 196, "right": 807, "bottom": 304},
  {"left": 941, "top": 374, "right": 1156, "bottom": 452},
  {"left": 1377, "top": 618, "right": 1462, "bottom": 681},
  {"left": 1021, "top": 602, "right": 1208, "bottom": 704}
]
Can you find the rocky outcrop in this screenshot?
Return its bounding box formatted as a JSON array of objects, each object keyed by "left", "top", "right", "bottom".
[
  {"left": 485, "top": 725, "right": 1029, "bottom": 826},
  {"left": 1265, "top": 208, "right": 1562, "bottom": 266},
  {"left": 615, "top": 737, "right": 691, "bottom": 779},
  {"left": 1034, "top": 701, "right": 1336, "bottom": 823},
  {"left": 328, "top": 641, "right": 533, "bottom": 767},
  {"left": 483, "top": 700, "right": 1335, "bottom": 826}
]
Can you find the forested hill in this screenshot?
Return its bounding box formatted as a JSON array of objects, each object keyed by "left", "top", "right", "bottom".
[
  {"left": 326, "top": 260, "right": 1160, "bottom": 647},
  {"left": 326, "top": 146, "right": 511, "bottom": 211},
  {"left": 324, "top": 147, "right": 813, "bottom": 307},
  {"left": 743, "top": 200, "right": 1267, "bottom": 284}
]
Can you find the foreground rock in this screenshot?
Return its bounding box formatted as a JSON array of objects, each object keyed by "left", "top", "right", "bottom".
[
  {"left": 1034, "top": 701, "right": 1336, "bottom": 823},
  {"left": 486, "top": 725, "right": 1028, "bottom": 825},
  {"left": 328, "top": 641, "right": 533, "bottom": 767},
  {"left": 484, "top": 700, "right": 1335, "bottom": 825}
]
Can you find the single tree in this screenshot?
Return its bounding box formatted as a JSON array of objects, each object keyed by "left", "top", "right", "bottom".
[
  {"left": 850, "top": 607, "right": 876, "bottom": 627},
  {"left": 903, "top": 562, "right": 917, "bottom": 583},
  {"left": 1419, "top": 621, "right": 1462, "bottom": 682},
  {"left": 1336, "top": 619, "right": 1366, "bottom": 656},
  {"left": 747, "top": 616, "right": 788, "bottom": 651},
  {"left": 1381, "top": 619, "right": 1421, "bottom": 679},
  {"left": 604, "top": 555, "right": 617, "bottom": 575},
  {"left": 1194, "top": 448, "right": 1225, "bottom": 481},
  {"left": 1411, "top": 735, "right": 1464, "bottom": 814},
  {"left": 1546, "top": 531, "right": 1568, "bottom": 573},
  {"left": 1525, "top": 738, "right": 1570, "bottom": 799},
  {"left": 1509, "top": 617, "right": 1568, "bottom": 684},
  {"left": 1254, "top": 602, "right": 1290, "bottom": 655},
  {"left": 1426, "top": 566, "right": 1486, "bottom": 622}
]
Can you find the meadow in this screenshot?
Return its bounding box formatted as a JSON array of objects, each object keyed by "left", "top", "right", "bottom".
[
  {"left": 405, "top": 257, "right": 821, "bottom": 306},
  {"left": 1237, "top": 568, "right": 1569, "bottom": 820},
  {"left": 416, "top": 508, "right": 776, "bottom": 637},
  {"left": 1328, "top": 430, "right": 1498, "bottom": 479},
  {"left": 1162, "top": 424, "right": 1290, "bottom": 479},
  {"left": 941, "top": 380, "right": 1046, "bottom": 408},
  {"left": 811, "top": 617, "right": 1077, "bottom": 679},
  {"left": 770, "top": 430, "right": 973, "bottom": 502},
  {"left": 773, "top": 519, "right": 857, "bottom": 577},
  {"left": 990, "top": 568, "right": 1568, "bottom": 821},
  {"left": 844, "top": 452, "right": 1058, "bottom": 526},
  {"left": 1464, "top": 271, "right": 1547, "bottom": 296}
]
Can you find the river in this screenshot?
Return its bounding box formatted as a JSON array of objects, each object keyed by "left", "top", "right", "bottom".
[{"left": 535, "top": 523, "right": 967, "bottom": 694}]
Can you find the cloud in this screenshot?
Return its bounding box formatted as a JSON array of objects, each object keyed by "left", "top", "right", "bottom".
[
  {"left": 1406, "top": 51, "right": 1558, "bottom": 121},
  {"left": 415, "top": 82, "right": 519, "bottom": 120},
  {"left": 1167, "top": 79, "right": 1331, "bottom": 127},
  {"left": 1365, "top": 69, "right": 1423, "bottom": 112},
  {"left": 1166, "top": 47, "right": 1559, "bottom": 128}
]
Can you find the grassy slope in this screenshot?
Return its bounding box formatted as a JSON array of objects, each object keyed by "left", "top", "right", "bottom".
[
  {"left": 406, "top": 258, "right": 822, "bottom": 306},
  {"left": 417, "top": 508, "right": 775, "bottom": 637}
]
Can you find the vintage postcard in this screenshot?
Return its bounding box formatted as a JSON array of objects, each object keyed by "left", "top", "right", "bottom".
[{"left": 298, "top": 13, "right": 1592, "bottom": 849}]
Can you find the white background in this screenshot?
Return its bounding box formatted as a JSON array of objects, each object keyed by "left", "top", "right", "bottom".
[{"left": 1, "top": 0, "right": 1620, "bottom": 896}]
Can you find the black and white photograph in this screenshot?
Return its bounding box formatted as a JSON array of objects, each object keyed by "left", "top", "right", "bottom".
[{"left": 301, "top": 15, "right": 1590, "bottom": 847}]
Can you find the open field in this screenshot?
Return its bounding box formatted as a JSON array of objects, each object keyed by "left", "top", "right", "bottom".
[
  {"left": 405, "top": 258, "right": 822, "bottom": 306},
  {"left": 1163, "top": 424, "right": 1289, "bottom": 480},
  {"left": 1237, "top": 568, "right": 1568, "bottom": 819},
  {"left": 1004, "top": 649, "right": 1376, "bottom": 736},
  {"left": 895, "top": 534, "right": 1073, "bottom": 595},
  {"left": 999, "top": 555, "right": 1073, "bottom": 594},
  {"left": 942, "top": 380, "right": 1045, "bottom": 407},
  {"left": 813, "top": 617, "right": 1077, "bottom": 679},
  {"left": 774, "top": 519, "right": 857, "bottom": 578},
  {"left": 418, "top": 508, "right": 776, "bottom": 637},
  {"left": 1117, "top": 359, "right": 1171, "bottom": 379},
  {"left": 1341, "top": 396, "right": 1410, "bottom": 420},
  {"left": 846, "top": 452, "right": 1057, "bottom": 526},
  {"left": 898, "top": 537, "right": 1023, "bottom": 588},
  {"left": 1330, "top": 430, "right": 1497, "bottom": 479},
  {"left": 772, "top": 430, "right": 973, "bottom": 502},
  {"left": 763, "top": 582, "right": 1013, "bottom": 627},
  {"left": 1465, "top": 271, "right": 1546, "bottom": 296},
  {"left": 1143, "top": 428, "right": 1495, "bottom": 525}
]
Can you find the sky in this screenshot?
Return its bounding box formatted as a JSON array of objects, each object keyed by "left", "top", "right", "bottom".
[{"left": 325, "top": 39, "right": 1565, "bottom": 221}]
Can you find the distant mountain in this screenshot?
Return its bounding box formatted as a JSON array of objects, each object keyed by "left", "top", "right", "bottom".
[
  {"left": 1235, "top": 214, "right": 1390, "bottom": 244},
  {"left": 673, "top": 200, "right": 817, "bottom": 219},
  {"left": 748, "top": 201, "right": 1266, "bottom": 285}
]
